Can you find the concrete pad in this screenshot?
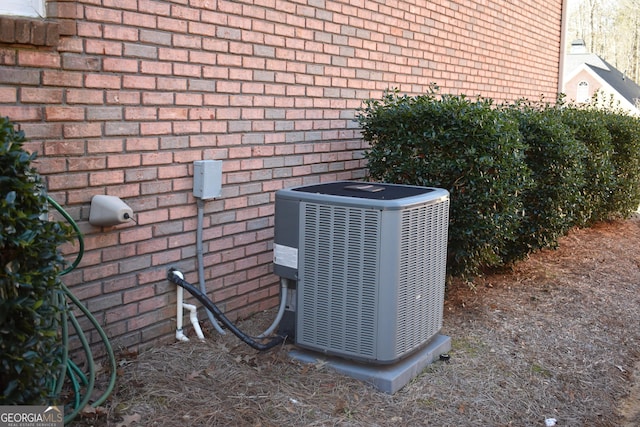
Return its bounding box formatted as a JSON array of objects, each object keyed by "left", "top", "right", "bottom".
[{"left": 289, "top": 334, "right": 451, "bottom": 394}]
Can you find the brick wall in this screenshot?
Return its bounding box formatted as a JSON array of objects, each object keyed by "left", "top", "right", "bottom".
[{"left": 0, "top": 0, "right": 564, "bottom": 353}]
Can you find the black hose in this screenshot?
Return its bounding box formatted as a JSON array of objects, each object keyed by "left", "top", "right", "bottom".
[{"left": 167, "top": 269, "right": 285, "bottom": 351}]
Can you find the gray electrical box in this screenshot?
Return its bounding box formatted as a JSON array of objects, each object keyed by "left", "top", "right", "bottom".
[
  {"left": 274, "top": 181, "right": 450, "bottom": 364},
  {"left": 193, "top": 160, "right": 222, "bottom": 199}
]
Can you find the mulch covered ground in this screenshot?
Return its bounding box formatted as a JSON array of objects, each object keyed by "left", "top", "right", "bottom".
[{"left": 76, "top": 218, "right": 640, "bottom": 426}]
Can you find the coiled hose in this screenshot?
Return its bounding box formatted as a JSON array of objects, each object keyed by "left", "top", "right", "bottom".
[{"left": 48, "top": 196, "right": 117, "bottom": 425}]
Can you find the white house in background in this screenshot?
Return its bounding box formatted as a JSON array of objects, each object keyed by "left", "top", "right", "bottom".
[{"left": 563, "top": 39, "right": 640, "bottom": 116}]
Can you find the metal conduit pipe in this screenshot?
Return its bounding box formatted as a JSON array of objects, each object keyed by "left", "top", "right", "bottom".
[
  {"left": 196, "top": 198, "right": 226, "bottom": 335},
  {"left": 256, "top": 278, "right": 288, "bottom": 339}
]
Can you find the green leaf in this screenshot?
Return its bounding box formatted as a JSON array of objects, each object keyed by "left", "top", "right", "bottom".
[{"left": 0, "top": 116, "right": 70, "bottom": 405}]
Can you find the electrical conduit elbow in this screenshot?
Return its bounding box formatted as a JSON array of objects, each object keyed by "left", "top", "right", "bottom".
[{"left": 257, "top": 278, "right": 288, "bottom": 338}]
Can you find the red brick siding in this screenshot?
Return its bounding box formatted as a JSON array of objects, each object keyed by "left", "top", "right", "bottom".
[{"left": 0, "top": 0, "right": 564, "bottom": 353}]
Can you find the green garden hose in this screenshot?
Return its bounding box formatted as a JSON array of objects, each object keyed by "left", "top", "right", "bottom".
[{"left": 47, "top": 196, "right": 117, "bottom": 424}]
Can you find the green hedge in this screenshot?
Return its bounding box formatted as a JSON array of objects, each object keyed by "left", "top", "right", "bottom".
[
  {"left": 558, "top": 105, "right": 617, "bottom": 226},
  {"left": 502, "top": 101, "right": 587, "bottom": 263},
  {"left": 0, "top": 117, "right": 72, "bottom": 404},
  {"left": 357, "top": 89, "right": 531, "bottom": 277},
  {"left": 356, "top": 89, "right": 640, "bottom": 277},
  {"left": 595, "top": 109, "right": 640, "bottom": 219}
]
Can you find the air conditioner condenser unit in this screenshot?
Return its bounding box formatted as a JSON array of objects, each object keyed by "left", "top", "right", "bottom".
[{"left": 274, "top": 181, "right": 449, "bottom": 364}]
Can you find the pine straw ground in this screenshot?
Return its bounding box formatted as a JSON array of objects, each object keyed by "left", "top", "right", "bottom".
[{"left": 78, "top": 218, "right": 640, "bottom": 427}]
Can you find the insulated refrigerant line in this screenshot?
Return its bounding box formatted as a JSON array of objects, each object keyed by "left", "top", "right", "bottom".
[{"left": 167, "top": 268, "right": 285, "bottom": 351}]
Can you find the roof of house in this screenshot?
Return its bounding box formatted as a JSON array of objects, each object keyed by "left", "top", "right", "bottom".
[{"left": 564, "top": 43, "right": 640, "bottom": 107}]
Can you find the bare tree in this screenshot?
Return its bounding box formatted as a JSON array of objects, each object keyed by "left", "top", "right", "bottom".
[
  {"left": 616, "top": 0, "right": 640, "bottom": 81},
  {"left": 567, "top": 0, "right": 640, "bottom": 81},
  {"left": 569, "top": 0, "right": 617, "bottom": 55}
]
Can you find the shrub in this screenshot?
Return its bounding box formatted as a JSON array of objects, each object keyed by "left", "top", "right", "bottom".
[
  {"left": 0, "top": 117, "right": 72, "bottom": 404},
  {"left": 357, "top": 89, "right": 531, "bottom": 277},
  {"left": 601, "top": 110, "right": 640, "bottom": 218},
  {"left": 558, "top": 104, "right": 616, "bottom": 225},
  {"left": 502, "top": 101, "right": 587, "bottom": 263},
  {"left": 357, "top": 89, "right": 640, "bottom": 278}
]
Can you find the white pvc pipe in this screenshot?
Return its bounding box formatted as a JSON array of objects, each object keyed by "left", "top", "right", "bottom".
[
  {"left": 174, "top": 270, "right": 205, "bottom": 342},
  {"left": 174, "top": 271, "right": 190, "bottom": 342},
  {"left": 175, "top": 328, "right": 189, "bottom": 342},
  {"left": 183, "top": 303, "right": 205, "bottom": 340}
]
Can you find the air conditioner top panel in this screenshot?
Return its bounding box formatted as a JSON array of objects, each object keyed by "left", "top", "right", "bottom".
[{"left": 278, "top": 181, "right": 448, "bottom": 210}]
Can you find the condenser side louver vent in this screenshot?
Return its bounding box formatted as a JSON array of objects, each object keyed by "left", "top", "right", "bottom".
[
  {"left": 396, "top": 201, "right": 449, "bottom": 356},
  {"left": 297, "top": 203, "right": 381, "bottom": 360}
]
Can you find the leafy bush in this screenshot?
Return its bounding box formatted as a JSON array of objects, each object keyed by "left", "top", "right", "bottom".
[
  {"left": 357, "top": 89, "right": 531, "bottom": 277},
  {"left": 502, "top": 102, "right": 587, "bottom": 263},
  {"left": 558, "top": 105, "right": 617, "bottom": 225},
  {"left": 0, "top": 117, "right": 71, "bottom": 404},
  {"left": 357, "top": 89, "right": 640, "bottom": 278},
  {"left": 601, "top": 110, "right": 640, "bottom": 218}
]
